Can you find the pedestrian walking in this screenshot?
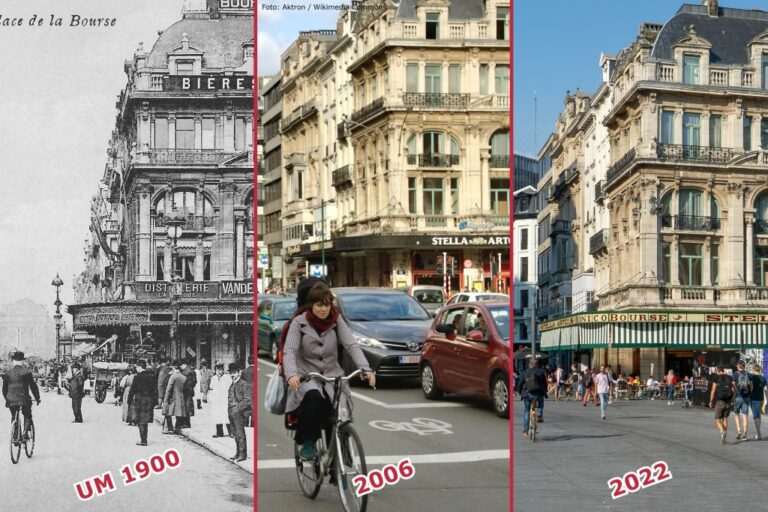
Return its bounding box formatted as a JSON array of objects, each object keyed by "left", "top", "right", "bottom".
[
  {"left": 198, "top": 360, "right": 213, "bottom": 408},
  {"left": 665, "top": 369, "right": 678, "bottom": 405},
  {"left": 749, "top": 364, "right": 767, "bottom": 440},
  {"left": 553, "top": 365, "right": 565, "bottom": 401},
  {"left": 156, "top": 357, "right": 172, "bottom": 409},
  {"left": 70, "top": 363, "right": 85, "bottom": 423},
  {"left": 208, "top": 363, "right": 232, "bottom": 438},
  {"left": 227, "top": 363, "right": 252, "bottom": 462},
  {"left": 582, "top": 368, "right": 598, "bottom": 406},
  {"left": 709, "top": 365, "right": 735, "bottom": 444},
  {"left": 127, "top": 360, "right": 157, "bottom": 446},
  {"left": 162, "top": 361, "right": 187, "bottom": 435},
  {"left": 516, "top": 357, "right": 547, "bottom": 437},
  {"left": 121, "top": 366, "right": 137, "bottom": 425},
  {"left": 242, "top": 355, "right": 254, "bottom": 384},
  {"left": 570, "top": 364, "right": 582, "bottom": 401},
  {"left": 733, "top": 362, "right": 752, "bottom": 440},
  {"left": 595, "top": 365, "right": 616, "bottom": 420},
  {"left": 181, "top": 359, "right": 197, "bottom": 428}
]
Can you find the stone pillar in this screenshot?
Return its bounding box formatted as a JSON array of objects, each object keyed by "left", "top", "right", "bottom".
[
  {"left": 732, "top": 108, "right": 744, "bottom": 153},
  {"left": 194, "top": 116, "right": 202, "bottom": 150},
  {"left": 703, "top": 236, "right": 711, "bottom": 287},
  {"left": 236, "top": 218, "right": 245, "bottom": 279},
  {"left": 137, "top": 185, "right": 152, "bottom": 281},
  {"left": 724, "top": 183, "right": 747, "bottom": 286},
  {"left": 701, "top": 112, "right": 711, "bottom": 148},
  {"left": 671, "top": 235, "right": 680, "bottom": 285},
  {"left": 638, "top": 179, "right": 659, "bottom": 282},
  {"left": 418, "top": 61, "right": 425, "bottom": 93},
  {"left": 195, "top": 236, "right": 204, "bottom": 281},
  {"left": 674, "top": 109, "right": 683, "bottom": 145},
  {"left": 168, "top": 115, "right": 176, "bottom": 149},
  {"left": 224, "top": 107, "right": 235, "bottom": 152},
  {"left": 246, "top": 116, "right": 253, "bottom": 150},
  {"left": 752, "top": 114, "right": 762, "bottom": 150},
  {"left": 217, "top": 182, "right": 237, "bottom": 280},
  {"left": 746, "top": 213, "right": 755, "bottom": 285},
  {"left": 480, "top": 153, "right": 490, "bottom": 212},
  {"left": 195, "top": 183, "right": 204, "bottom": 228},
  {"left": 164, "top": 238, "right": 172, "bottom": 282}
]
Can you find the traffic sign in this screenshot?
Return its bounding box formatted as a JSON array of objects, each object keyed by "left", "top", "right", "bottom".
[{"left": 259, "top": 256, "right": 269, "bottom": 265}]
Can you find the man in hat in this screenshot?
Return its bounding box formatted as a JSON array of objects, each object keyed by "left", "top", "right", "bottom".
[
  {"left": 2, "top": 352, "right": 40, "bottom": 438},
  {"left": 70, "top": 362, "right": 85, "bottom": 423},
  {"left": 142, "top": 331, "right": 155, "bottom": 349},
  {"left": 180, "top": 359, "right": 197, "bottom": 428},
  {"left": 228, "top": 363, "right": 252, "bottom": 462},
  {"left": 198, "top": 359, "right": 213, "bottom": 409},
  {"left": 127, "top": 360, "right": 157, "bottom": 446}
]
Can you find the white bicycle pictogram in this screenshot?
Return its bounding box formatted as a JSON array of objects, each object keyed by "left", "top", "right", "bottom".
[{"left": 368, "top": 417, "right": 453, "bottom": 436}]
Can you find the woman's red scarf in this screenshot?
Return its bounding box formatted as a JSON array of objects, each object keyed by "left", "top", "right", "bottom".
[{"left": 306, "top": 306, "right": 339, "bottom": 334}]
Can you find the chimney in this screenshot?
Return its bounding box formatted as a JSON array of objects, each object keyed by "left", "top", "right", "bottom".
[
  {"left": 701, "top": 0, "right": 718, "bottom": 17},
  {"left": 207, "top": 0, "right": 220, "bottom": 19}
]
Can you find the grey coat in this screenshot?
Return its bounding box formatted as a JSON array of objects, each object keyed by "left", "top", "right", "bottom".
[
  {"left": 162, "top": 371, "right": 187, "bottom": 417},
  {"left": 283, "top": 312, "right": 371, "bottom": 418}
]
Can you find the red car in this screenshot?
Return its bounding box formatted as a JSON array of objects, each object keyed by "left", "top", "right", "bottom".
[{"left": 419, "top": 301, "right": 510, "bottom": 418}]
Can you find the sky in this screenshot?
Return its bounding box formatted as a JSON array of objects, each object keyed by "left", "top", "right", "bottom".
[
  {"left": 0, "top": 0, "right": 182, "bottom": 316},
  {"left": 513, "top": 0, "right": 768, "bottom": 158},
  {"left": 257, "top": 0, "right": 345, "bottom": 76}
]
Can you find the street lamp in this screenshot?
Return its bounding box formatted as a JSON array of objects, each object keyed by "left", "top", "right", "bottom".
[
  {"left": 165, "top": 211, "right": 185, "bottom": 358},
  {"left": 51, "top": 273, "right": 64, "bottom": 361}
]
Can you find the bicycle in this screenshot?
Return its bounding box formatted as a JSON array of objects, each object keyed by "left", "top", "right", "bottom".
[
  {"left": 293, "top": 369, "right": 369, "bottom": 512},
  {"left": 528, "top": 398, "right": 539, "bottom": 442},
  {"left": 9, "top": 405, "right": 35, "bottom": 464}
]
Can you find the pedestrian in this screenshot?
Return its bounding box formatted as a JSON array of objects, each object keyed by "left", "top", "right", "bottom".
[
  {"left": 595, "top": 364, "right": 616, "bottom": 420},
  {"left": 70, "top": 363, "right": 85, "bottom": 423},
  {"left": 516, "top": 357, "right": 547, "bottom": 437},
  {"left": 733, "top": 361, "right": 752, "bottom": 440},
  {"left": 665, "top": 369, "right": 678, "bottom": 405},
  {"left": 142, "top": 331, "right": 156, "bottom": 350},
  {"left": 2, "top": 351, "right": 41, "bottom": 439},
  {"left": 749, "top": 364, "right": 767, "bottom": 440},
  {"left": 162, "top": 360, "right": 186, "bottom": 435},
  {"left": 156, "top": 357, "right": 172, "bottom": 409},
  {"left": 243, "top": 355, "right": 254, "bottom": 384},
  {"left": 198, "top": 359, "right": 213, "bottom": 408},
  {"left": 646, "top": 375, "right": 658, "bottom": 400},
  {"left": 582, "top": 368, "right": 598, "bottom": 406},
  {"left": 112, "top": 372, "right": 122, "bottom": 406},
  {"left": 121, "top": 366, "right": 137, "bottom": 425},
  {"left": 181, "top": 359, "right": 197, "bottom": 428},
  {"left": 227, "top": 363, "right": 252, "bottom": 462},
  {"left": 208, "top": 363, "right": 232, "bottom": 438},
  {"left": 709, "top": 365, "right": 735, "bottom": 444},
  {"left": 553, "top": 365, "right": 564, "bottom": 401},
  {"left": 570, "top": 364, "right": 582, "bottom": 401},
  {"left": 127, "top": 360, "right": 157, "bottom": 446}
]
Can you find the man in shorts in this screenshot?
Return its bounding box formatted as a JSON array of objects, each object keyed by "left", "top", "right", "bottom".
[
  {"left": 709, "top": 365, "right": 735, "bottom": 444},
  {"left": 732, "top": 361, "right": 752, "bottom": 440},
  {"left": 749, "top": 364, "right": 767, "bottom": 440}
]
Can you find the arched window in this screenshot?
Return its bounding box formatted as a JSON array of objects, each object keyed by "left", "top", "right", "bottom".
[
  {"left": 407, "top": 131, "right": 460, "bottom": 166},
  {"left": 660, "top": 192, "right": 673, "bottom": 227},
  {"left": 156, "top": 191, "right": 213, "bottom": 218},
  {"left": 491, "top": 130, "right": 510, "bottom": 168}
]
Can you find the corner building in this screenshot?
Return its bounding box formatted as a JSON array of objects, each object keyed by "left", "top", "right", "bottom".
[{"left": 70, "top": 0, "right": 254, "bottom": 366}]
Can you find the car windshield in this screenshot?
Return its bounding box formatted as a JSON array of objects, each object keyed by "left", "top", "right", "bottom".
[
  {"left": 338, "top": 292, "right": 431, "bottom": 321},
  {"left": 487, "top": 305, "right": 510, "bottom": 339},
  {"left": 273, "top": 302, "right": 297, "bottom": 321},
  {"left": 414, "top": 290, "right": 443, "bottom": 304},
  {"left": 477, "top": 294, "right": 508, "bottom": 302}
]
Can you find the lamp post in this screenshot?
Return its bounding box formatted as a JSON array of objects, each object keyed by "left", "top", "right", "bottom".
[
  {"left": 51, "top": 273, "right": 64, "bottom": 361},
  {"left": 165, "top": 212, "right": 185, "bottom": 358}
]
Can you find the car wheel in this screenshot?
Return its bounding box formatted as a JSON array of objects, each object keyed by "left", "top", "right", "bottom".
[
  {"left": 492, "top": 374, "right": 510, "bottom": 418},
  {"left": 270, "top": 337, "right": 279, "bottom": 363},
  {"left": 421, "top": 363, "right": 443, "bottom": 399}
]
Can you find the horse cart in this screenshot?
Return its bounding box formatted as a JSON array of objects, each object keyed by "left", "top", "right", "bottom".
[{"left": 92, "top": 362, "right": 130, "bottom": 404}]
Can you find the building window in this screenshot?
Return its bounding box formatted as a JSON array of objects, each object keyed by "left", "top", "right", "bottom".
[
  {"left": 519, "top": 323, "right": 528, "bottom": 341},
  {"left": 683, "top": 54, "right": 700, "bottom": 85},
  {"left": 491, "top": 130, "right": 510, "bottom": 167},
  {"left": 176, "top": 60, "right": 194, "bottom": 75},
  {"left": 448, "top": 64, "right": 461, "bottom": 93},
  {"left": 682, "top": 112, "right": 701, "bottom": 146},
  {"left": 761, "top": 119, "right": 768, "bottom": 149},
  {"left": 235, "top": 118, "right": 247, "bottom": 151},
  {"left": 679, "top": 189, "right": 702, "bottom": 217},
  {"left": 744, "top": 117, "right": 752, "bottom": 151},
  {"left": 426, "top": 12, "right": 440, "bottom": 39},
  {"left": 711, "top": 244, "right": 719, "bottom": 286},
  {"left": 520, "top": 228, "right": 528, "bottom": 250},
  {"left": 202, "top": 118, "right": 216, "bottom": 149},
  {"left": 383, "top": 68, "right": 389, "bottom": 93},
  {"left": 480, "top": 64, "right": 489, "bottom": 95},
  {"left": 496, "top": 7, "right": 509, "bottom": 40},
  {"left": 425, "top": 64, "right": 442, "bottom": 93},
  {"left": 408, "top": 177, "right": 417, "bottom": 214},
  {"left": 423, "top": 178, "right": 444, "bottom": 215},
  {"left": 709, "top": 114, "right": 722, "bottom": 148},
  {"left": 662, "top": 242, "right": 671, "bottom": 283},
  {"left": 451, "top": 178, "right": 459, "bottom": 215},
  {"left": 370, "top": 72, "right": 377, "bottom": 99},
  {"left": 756, "top": 246, "right": 768, "bottom": 286},
  {"left": 423, "top": 131, "right": 443, "bottom": 156},
  {"left": 156, "top": 254, "right": 165, "bottom": 280},
  {"left": 494, "top": 65, "right": 509, "bottom": 94},
  {"left": 520, "top": 257, "right": 528, "bottom": 282},
  {"left": 154, "top": 118, "right": 169, "bottom": 148},
  {"left": 660, "top": 110, "right": 675, "bottom": 144},
  {"left": 520, "top": 289, "right": 529, "bottom": 308},
  {"left": 406, "top": 63, "right": 419, "bottom": 93},
  {"left": 490, "top": 179, "right": 510, "bottom": 215},
  {"left": 175, "top": 118, "right": 195, "bottom": 149},
  {"left": 763, "top": 54, "right": 768, "bottom": 89},
  {"left": 679, "top": 243, "right": 703, "bottom": 286}
]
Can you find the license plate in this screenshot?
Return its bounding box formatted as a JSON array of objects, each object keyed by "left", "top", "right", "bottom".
[{"left": 399, "top": 356, "right": 420, "bottom": 364}]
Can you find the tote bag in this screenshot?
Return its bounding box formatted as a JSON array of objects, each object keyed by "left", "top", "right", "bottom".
[{"left": 264, "top": 366, "right": 287, "bottom": 415}]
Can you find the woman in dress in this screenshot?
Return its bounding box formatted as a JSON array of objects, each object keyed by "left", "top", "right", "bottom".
[{"left": 121, "top": 366, "right": 137, "bottom": 425}]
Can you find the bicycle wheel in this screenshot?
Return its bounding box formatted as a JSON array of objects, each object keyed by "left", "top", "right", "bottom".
[
  {"left": 10, "top": 413, "right": 21, "bottom": 464},
  {"left": 24, "top": 421, "right": 35, "bottom": 458},
  {"left": 294, "top": 441, "right": 323, "bottom": 499},
  {"left": 336, "top": 424, "right": 368, "bottom": 512}
]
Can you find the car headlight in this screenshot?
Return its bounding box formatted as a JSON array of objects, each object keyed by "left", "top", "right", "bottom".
[{"left": 352, "top": 331, "right": 387, "bottom": 349}]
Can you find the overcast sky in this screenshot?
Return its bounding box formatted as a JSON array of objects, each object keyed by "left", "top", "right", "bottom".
[{"left": 0, "top": 0, "right": 182, "bottom": 317}]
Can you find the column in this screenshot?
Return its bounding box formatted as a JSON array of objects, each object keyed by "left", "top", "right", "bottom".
[
  {"left": 224, "top": 108, "right": 235, "bottom": 152},
  {"left": 416, "top": 177, "right": 424, "bottom": 215},
  {"left": 137, "top": 186, "right": 152, "bottom": 281},
  {"left": 752, "top": 114, "right": 762, "bottom": 150},
  {"left": 164, "top": 238, "right": 172, "bottom": 282},
  {"left": 746, "top": 216, "right": 755, "bottom": 285},
  {"left": 671, "top": 235, "right": 680, "bottom": 285},
  {"left": 442, "top": 63, "right": 449, "bottom": 94},
  {"left": 725, "top": 184, "right": 746, "bottom": 286},
  {"left": 701, "top": 112, "right": 710, "bottom": 148},
  {"left": 195, "top": 184, "right": 204, "bottom": 228},
  {"left": 195, "top": 236, "right": 204, "bottom": 281},
  {"left": 732, "top": 109, "right": 744, "bottom": 153},
  {"left": 168, "top": 115, "right": 176, "bottom": 149},
  {"left": 480, "top": 153, "right": 490, "bottom": 212},
  {"left": 675, "top": 109, "right": 683, "bottom": 145},
  {"left": 703, "top": 236, "right": 711, "bottom": 287},
  {"left": 245, "top": 116, "right": 253, "bottom": 151},
  {"left": 236, "top": 218, "right": 245, "bottom": 279},
  {"left": 418, "top": 61, "right": 425, "bottom": 93},
  {"left": 194, "top": 116, "right": 202, "bottom": 150},
  {"left": 216, "top": 182, "right": 237, "bottom": 280}
]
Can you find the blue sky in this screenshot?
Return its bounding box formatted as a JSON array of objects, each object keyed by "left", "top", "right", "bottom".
[{"left": 514, "top": 0, "right": 768, "bottom": 158}]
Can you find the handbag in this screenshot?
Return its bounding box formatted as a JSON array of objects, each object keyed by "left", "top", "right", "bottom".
[{"left": 264, "top": 365, "right": 288, "bottom": 415}]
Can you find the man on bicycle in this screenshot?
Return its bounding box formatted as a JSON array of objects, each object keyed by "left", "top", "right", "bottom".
[
  {"left": 515, "top": 357, "right": 547, "bottom": 437},
  {"left": 2, "top": 351, "right": 40, "bottom": 440}
]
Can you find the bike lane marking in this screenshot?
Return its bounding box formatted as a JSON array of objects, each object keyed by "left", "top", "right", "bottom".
[{"left": 257, "top": 449, "right": 509, "bottom": 469}]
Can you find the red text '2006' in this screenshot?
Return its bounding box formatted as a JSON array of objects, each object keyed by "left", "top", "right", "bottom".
[{"left": 73, "top": 449, "right": 182, "bottom": 501}]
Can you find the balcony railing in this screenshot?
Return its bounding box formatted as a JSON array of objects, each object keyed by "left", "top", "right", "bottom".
[
  {"left": 674, "top": 214, "right": 720, "bottom": 231},
  {"left": 425, "top": 215, "right": 447, "bottom": 228},
  {"left": 155, "top": 214, "right": 214, "bottom": 230},
  {"left": 495, "top": 95, "right": 509, "bottom": 108},
  {"left": 595, "top": 180, "right": 606, "bottom": 204},
  {"left": 337, "top": 121, "right": 347, "bottom": 141},
  {"left": 656, "top": 144, "right": 733, "bottom": 164},
  {"left": 550, "top": 219, "right": 571, "bottom": 236},
  {"left": 748, "top": 288, "right": 768, "bottom": 300},
  {"left": 681, "top": 287, "right": 706, "bottom": 301},
  {"left": 402, "top": 93, "right": 470, "bottom": 108},
  {"left": 332, "top": 165, "right": 353, "bottom": 187},
  {"left": 589, "top": 228, "right": 608, "bottom": 254},
  {"left": 350, "top": 97, "right": 385, "bottom": 125},
  {"left": 490, "top": 155, "right": 510, "bottom": 168},
  {"left": 407, "top": 154, "right": 459, "bottom": 167},
  {"left": 148, "top": 149, "right": 234, "bottom": 165},
  {"left": 606, "top": 147, "right": 636, "bottom": 185},
  {"left": 281, "top": 102, "right": 317, "bottom": 132},
  {"left": 103, "top": 220, "right": 119, "bottom": 232}
]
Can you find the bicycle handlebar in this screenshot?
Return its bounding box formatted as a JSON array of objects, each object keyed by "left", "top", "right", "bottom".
[{"left": 300, "top": 369, "right": 365, "bottom": 384}]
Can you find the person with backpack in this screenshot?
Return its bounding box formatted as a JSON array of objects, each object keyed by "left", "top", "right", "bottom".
[
  {"left": 749, "top": 364, "right": 767, "bottom": 440},
  {"left": 665, "top": 369, "right": 678, "bottom": 406},
  {"left": 709, "top": 365, "right": 735, "bottom": 444},
  {"left": 733, "top": 361, "right": 752, "bottom": 441},
  {"left": 516, "top": 357, "right": 547, "bottom": 437}
]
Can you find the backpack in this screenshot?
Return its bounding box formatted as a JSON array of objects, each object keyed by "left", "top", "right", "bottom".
[
  {"left": 717, "top": 376, "right": 734, "bottom": 401},
  {"left": 525, "top": 370, "right": 542, "bottom": 393},
  {"left": 737, "top": 372, "right": 752, "bottom": 395}
]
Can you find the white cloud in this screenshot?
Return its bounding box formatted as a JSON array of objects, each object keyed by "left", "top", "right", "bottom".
[
  {"left": 257, "top": 31, "right": 284, "bottom": 76},
  {"left": 258, "top": 2, "right": 283, "bottom": 22}
]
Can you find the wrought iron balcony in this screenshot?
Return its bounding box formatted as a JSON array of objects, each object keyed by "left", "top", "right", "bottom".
[
  {"left": 656, "top": 144, "right": 733, "bottom": 164},
  {"left": 606, "top": 147, "right": 636, "bottom": 185},
  {"left": 332, "top": 164, "right": 353, "bottom": 187},
  {"left": 589, "top": 229, "right": 608, "bottom": 254},
  {"left": 549, "top": 219, "right": 571, "bottom": 236},
  {"left": 490, "top": 155, "right": 510, "bottom": 168},
  {"left": 402, "top": 93, "right": 470, "bottom": 108},
  {"left": 595, "top": 180, "right": 606, "bottom": 204},
  {"left": 281, "top": 102, "right": 317, "bottom": 133},
  {"left": 155, "top": 213, "right": 214, "bottom": 230},
  {"left": 350, "top": 97, "right": 385, "bottom": 125},
  {"left": 407, "top": 154, "right": 460, "bottom": 167},
  {"left": 674, "top": 214, "right": 720, "bottom": 231},
  {"left": 148, "top": 149, "right": 234, "bottom": 165}
]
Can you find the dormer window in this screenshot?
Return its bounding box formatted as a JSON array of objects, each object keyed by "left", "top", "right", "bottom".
[
  {"left": 177, "top": 60, "right": 194, "bottom": 75},
  {"left": 426, "top": 12, "right": 440, "bottom": 40},
  {"left": 496, "top": 7, "right": 509, "bottom": 40},
  {"left": 683, "top": 54, "right": 700, "bottom": 85}
]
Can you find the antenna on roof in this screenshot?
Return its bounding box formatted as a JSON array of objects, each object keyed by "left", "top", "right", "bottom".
[{"left": 534, "top": 91, "right": 538, "bottom": 149}]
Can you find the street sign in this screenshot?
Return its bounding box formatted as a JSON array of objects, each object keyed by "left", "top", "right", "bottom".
[
  {"left": 309, "top": 264, "right": 327, "bottom": 278},
  {"left": 259, "top": 255, "right": 269, "bottom": 265}
]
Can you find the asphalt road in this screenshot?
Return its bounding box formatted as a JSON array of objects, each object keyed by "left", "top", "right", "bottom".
[
  {"left": 1, "top": 388, "right": 252, "bottom": 511},
  {"left": 257, "top": 358, "right": 510, "bottom": 511},
  {"left": 514, "top": 397, "right": 768, "bottom": 510}
]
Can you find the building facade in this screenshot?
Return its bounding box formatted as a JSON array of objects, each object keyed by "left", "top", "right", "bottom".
[
  {"left": 70, "top": 0, "right": 254, "bottom": 366},
  {"left": 539, "top": 1, "right": 768, "bottom": 376}
]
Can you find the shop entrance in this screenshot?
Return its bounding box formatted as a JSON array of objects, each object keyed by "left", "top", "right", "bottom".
[{"left": 665, "top": 349, "right": 695, "bottom": 377}]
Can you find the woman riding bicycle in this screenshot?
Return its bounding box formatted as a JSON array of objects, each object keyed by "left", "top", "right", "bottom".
[{"left": 284, "top": 281, "right": 375, "bottom": 459}]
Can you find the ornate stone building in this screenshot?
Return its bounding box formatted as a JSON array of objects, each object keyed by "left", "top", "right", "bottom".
[{"left": 70, "top": 0, "right": 254, "bottom": 366}]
